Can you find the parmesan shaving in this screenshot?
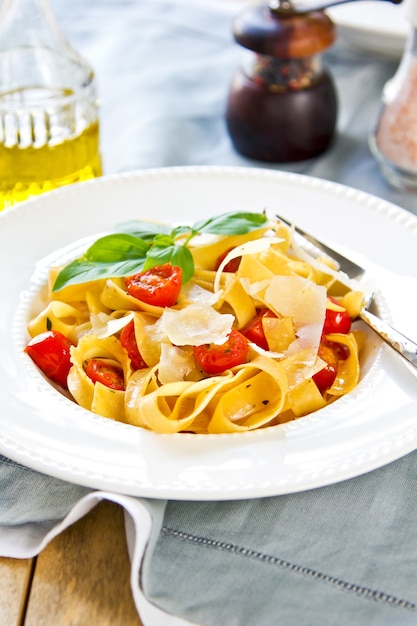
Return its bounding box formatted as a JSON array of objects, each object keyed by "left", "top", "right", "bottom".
[
  {"left": 161, "top": 303, "right": 234, "bottom": 346},
  {"left": 214, "top": 237, "right": 284, "bottom": 293},
  {"left": 180, "top": 282, "right": 219, "bottom": 306},
  {"left": 92, "top": 312, "right": 134, "bottom": 338},
  {"left": 265, "top": 275, "right": 326, "bottom": 356},
  {"left": 247, "top": 342, "right": 284, "bottom": 359},
  {"left": 157, "top": 344, "right": 195, "bottom": 384}
]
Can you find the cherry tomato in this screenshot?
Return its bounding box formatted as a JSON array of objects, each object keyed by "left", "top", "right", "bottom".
[
  {"left": 120, "top": 320, "right": 148, "bottom": 370},
  {"left": 313, "top": 343, "right": 338, "bottom": 393},
  {"left": 85, "top": 358, "right": 125, "bottom": 391},
  {"left": 24, "top": 330, "right": 73, "bottom": 389},
  {"left": 215, "top": 247, "right": 241, "bottom": 273},
  {"left": 125, "top": 264, "right": 182, "bottom": 307},
  {"left": 241, "top": 308, "right": 277, "bottom": 351},
  {"left": 323, "top": 297, "right": 351, "bottom": 335},
  {"left": 193, "top": 328, "right": 249, "bottom": 375},
  {"left": 325, "top": 340, "right": 349, "bottom": 361}
]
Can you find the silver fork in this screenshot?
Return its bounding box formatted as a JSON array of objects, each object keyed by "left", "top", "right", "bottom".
[{"left": 276, "top": 213, "right": 417, "bottom": 371}]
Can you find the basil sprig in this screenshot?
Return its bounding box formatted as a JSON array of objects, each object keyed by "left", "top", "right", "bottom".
[{"left": 52, "top": 211, "right": 268, "bottom": 292}]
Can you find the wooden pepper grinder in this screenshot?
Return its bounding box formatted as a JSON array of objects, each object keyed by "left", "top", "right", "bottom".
[{"left": 225, "top": 0, "right": 338, "bottom": 163}]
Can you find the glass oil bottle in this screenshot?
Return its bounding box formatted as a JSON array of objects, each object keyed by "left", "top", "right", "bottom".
[{"left": 0, "top": 0, "right": 102, "bottom": 211}]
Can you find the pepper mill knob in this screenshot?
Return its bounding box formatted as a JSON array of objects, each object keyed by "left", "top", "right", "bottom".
[{"left": 233, "top": 1, "right": 336, "bottom": 57}]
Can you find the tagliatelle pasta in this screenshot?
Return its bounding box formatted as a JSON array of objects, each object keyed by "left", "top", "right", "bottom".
[{"left": 25, "top": 213, "right": 366, "bottom": 434}]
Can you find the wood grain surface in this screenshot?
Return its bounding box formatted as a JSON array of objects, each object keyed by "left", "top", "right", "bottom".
[{"left": 0, "top": 501, "right": 142, "bottom": 626}]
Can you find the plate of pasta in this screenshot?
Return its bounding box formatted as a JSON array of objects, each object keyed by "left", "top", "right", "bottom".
[{"left": 1, "top": 166, "right": 417, "bottom": 499}]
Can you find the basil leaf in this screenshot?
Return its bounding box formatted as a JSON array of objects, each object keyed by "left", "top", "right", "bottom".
[
  {"left": 53, "top": 258, "right": 148, "bottom": 291},
  {"left": 85, "top": 234, "right": 149, "bottom": 262},
  {"left": 115, "top": 220, "right": 170, "bottom": 239},
  {"left": 144, "top": 243, "right": 195, "bottom": 283},
  {"left": 53, "top": 234, "right": 150, "bottom": 291},
  {"left": 171, "top": 224, "right": 195, "bottom": 238},
  {"left": 151, "top": 233, "right": 176, "bottom": 248},
  {"left": 193, "top": 211, "right": 267, "bottom": 235}
]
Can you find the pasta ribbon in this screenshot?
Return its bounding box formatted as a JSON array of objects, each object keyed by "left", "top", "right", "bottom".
[
  {"left": 217, "top": 276, "right": 256, "bottom": 329},
  {"left": 325, "top": 332, "right": 363, "bottom": 396},
  {"left": 207, "top": 357, "right": 288, "bottom": 433},
  {"left": 125, "top": 368, "right": 235, "bottom": 434},
  {"left": 28, "top": 301, "right": 88, "bottom": 343},
  {"left": 68, "top": 335, "right": 131, "bottom": 422},
  {"left": 125, "top": 356, "right": 287, "bottom": 434}
]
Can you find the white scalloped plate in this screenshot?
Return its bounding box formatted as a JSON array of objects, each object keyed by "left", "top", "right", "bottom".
[{"left": 1, "top": 166, "right": 417, "bottom": 499}]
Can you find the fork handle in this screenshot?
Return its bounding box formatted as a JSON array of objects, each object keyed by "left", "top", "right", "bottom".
[{"left": 359, "top": 310, "right": 417, "bottom": 370}]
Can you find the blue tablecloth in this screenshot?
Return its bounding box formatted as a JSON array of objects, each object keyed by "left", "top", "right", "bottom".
[{"left": 1, "top": 1, "right": 416, "bottom": 624}]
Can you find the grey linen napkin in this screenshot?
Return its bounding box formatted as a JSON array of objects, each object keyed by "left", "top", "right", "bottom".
[
  {"left": 0, "top": 456, "right": 90, "bottom": 526},
  {"left": 144, "top": 451, "right": 417, "bottom": 626}
]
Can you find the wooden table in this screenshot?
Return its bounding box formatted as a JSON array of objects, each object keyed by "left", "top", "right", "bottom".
[{"left": 0, "top": 501, "right": 143, "bottom": 625}]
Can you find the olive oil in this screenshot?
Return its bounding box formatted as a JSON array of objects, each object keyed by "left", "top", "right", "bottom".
[
  {"left": 0, "top": 0, "right": 103, "bottom": 211},
  {"left": 0, "top": 118, "right": 102, "bottom": 211}
]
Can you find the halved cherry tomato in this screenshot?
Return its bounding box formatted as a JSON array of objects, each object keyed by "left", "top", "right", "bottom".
[
  {"left": 215, "top": 247, "right": 241, "bottom": 273},
  {"left": 193, "top": 328, "right": 249, "bottom": 375},
  {"left": 241, "top": 308, "right": 277, "bottom": 351},
  {"left": 85, "top": 358, "right": 125, "bottom": 391},
  {"left": 313, "top": 343, "right": 338, "bottom": 393},
  {"left": 24, "top": 330, "right": 73, "bottom": 389},
  {"left": 125, "top": 264, "right": 182, "bottom": 307},
  {"left": 120, "top": 320, "right": 148, "bottom": 370},
  {"left": 323, "top": 297, "right": 351, "bottom": 335},
  {"left": 325, "top": 340, "right": 350, "bottom": 361}
]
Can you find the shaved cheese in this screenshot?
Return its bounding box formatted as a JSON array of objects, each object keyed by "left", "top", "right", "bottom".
[
  {"left": 266, "top": 275, "right": 326, "bottom": 323},
  {"left": 139, "top": 316, "right": 167, "bottom": 366},
  {"left": 180, "top": 282, "right": 219, "bottom": 306},
  {"left": 214, "top": 237, "right": 284, "bottom": 293},
  {"left": 289, "top": 324, "right": 322, "bottom": 358},
  {"left": 161, "top": 303, "right": 234, "bottom": 346},
  {"left": 157, "top": 344, "right": 195, "bottom": 384},
  {"left": 240, "top": 277, "right": 271, "bottom": 300},
  {"left": 247, "top": 342, "right": 284, "bottom": 359},
  {"left": 91, "top": 312, "right": 134, "bottom": 338},
  {"left": 265, "top": 275, "right": 326, "bottom": 356},
  {"left": 281, "top": 348, "right": 326, "bottom": 389}
]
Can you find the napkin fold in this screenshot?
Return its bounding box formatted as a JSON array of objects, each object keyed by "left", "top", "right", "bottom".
[
  {"left": 1, "top": 452, "right": 416, "bottom": 626},
  {"left": 0, "top": 455, "right": 193, "bottom": 625}
]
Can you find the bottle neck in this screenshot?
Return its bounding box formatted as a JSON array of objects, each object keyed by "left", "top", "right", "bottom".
[
  {"left": 383, "top": 25, "right": 417, "bottom": 102},
  {"left": 0, "top": 0, "right": 77, "bottom": 58},
  {"left": 409, "top": 25, "right": 417, "bottom": 55},
  {"left": 0, "top": 0, "right": 94, "bottom": 93}
]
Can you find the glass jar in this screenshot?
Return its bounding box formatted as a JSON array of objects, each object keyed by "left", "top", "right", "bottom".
[
  {"left": 226, "top": 0, "right": 338, "bottom": 163},
  {"left": 370, "top": 0, "right": 417, "bottom": 190},
  {"left": 0, "top": 0, "right": 102, "bottom": 211}
]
